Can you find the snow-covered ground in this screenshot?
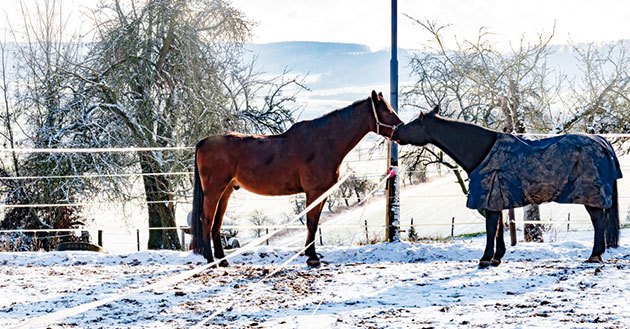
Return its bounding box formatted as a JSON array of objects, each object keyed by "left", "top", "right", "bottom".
[{"left": 2, "top": 229, "right": 629, "bottom": 328}]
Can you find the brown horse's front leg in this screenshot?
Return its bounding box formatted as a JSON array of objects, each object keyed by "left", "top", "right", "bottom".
[
  {"left": 304, "top": 195, "right": 326, "bottom": 268},
  {"left": 479, "top": 210, "right": 501, "bottom": 268}
]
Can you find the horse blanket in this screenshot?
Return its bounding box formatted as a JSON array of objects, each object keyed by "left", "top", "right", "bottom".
[{"left": 467, "top": 133, "right": 622, "bottom": 211}]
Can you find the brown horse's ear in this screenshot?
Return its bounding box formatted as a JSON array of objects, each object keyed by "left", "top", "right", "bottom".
[
  {"left": 378, "top": 91, "right": 383, "bottom": 98},
  {"left": 371, "top": 90, "right": 379, "bottom": 101}
]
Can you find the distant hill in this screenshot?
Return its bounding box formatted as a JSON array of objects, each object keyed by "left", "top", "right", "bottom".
[
  {"left": 244, "top": 41, "right": 614, "bottom": 92},
  {"left": 244, "top": 41, "right": 414, "bottom": 90}
]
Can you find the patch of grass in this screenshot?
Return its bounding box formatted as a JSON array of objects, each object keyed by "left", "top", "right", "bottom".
[{"left": 454, "top": 231, "right": 486, "bottom": 239}]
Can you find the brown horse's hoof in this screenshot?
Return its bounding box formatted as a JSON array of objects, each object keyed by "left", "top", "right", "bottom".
[
  {"left": 306, "top": 258, "right": 321, "bottom": 268},
  {"left": 586, "top": 256, "right": 603, "bottom": 263},
  {"left": 218, "top": 259, "right": 230, "bottom": 267},
  {"left": 478, "top": 260, "right": 492, "bottom": 268},
  {"left": 491, "top": 259, "right": 501, "bottom": 267}
]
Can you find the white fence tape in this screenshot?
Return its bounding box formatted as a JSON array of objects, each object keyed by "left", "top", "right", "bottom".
[{"left": 13, "top": 172, "right": 353, "bottom": 329}]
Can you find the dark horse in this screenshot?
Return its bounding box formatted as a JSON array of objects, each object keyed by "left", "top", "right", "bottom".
[
  {"left": 191, "top": 91, "right": 402, "bottom": 267},
  {"left": 392, "top": 106, "right": 622, "bottom": 268}
]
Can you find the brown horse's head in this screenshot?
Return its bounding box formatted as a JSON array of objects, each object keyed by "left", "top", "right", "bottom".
[{"left": 369, "top": 90, "right": 403, "bottom": 139}]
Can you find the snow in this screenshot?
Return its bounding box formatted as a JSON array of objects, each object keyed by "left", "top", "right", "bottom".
[{"left": 2, "top": 229, "right": 629, "bottom": 328}]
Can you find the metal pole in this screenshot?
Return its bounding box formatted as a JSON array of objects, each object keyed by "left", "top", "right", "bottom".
[
  {"left": 319, "top": 228, "right": 323, "bottom": 246},
  {"left": 97, "top": 230, "right": 103, "bottom": 247},
  {"left": 136, "top": 229, "right": 140, "bottom": 252},
  {"left": 386, "top": 0, "right": 400, "bottom": 242}
]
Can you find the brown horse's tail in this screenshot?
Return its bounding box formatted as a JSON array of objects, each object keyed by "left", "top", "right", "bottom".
[
  {"left": 191, "top": 140, "right": 205, "bottom": 255},
  {"left": 606, "top": 181, "right": 620, "bottom": 248}
]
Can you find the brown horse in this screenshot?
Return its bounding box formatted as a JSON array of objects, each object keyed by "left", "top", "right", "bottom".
[{"left": 191, "top": 90, "right": 402, "bottom": 267}]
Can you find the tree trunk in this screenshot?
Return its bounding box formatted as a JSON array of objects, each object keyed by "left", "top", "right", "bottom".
[
  {"left": 502, "top": 82, "right": 543, "bottom": 243},
  {"left": 139, "top": 152, "right": 181, "bottom": 250},
  {"left": 523, "top": 204, "right": 544, "bottom": 242}
]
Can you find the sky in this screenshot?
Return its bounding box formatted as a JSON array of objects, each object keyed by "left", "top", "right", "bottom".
[
  {"left": 1, "top": 0, "right": 629, "bottom": 49},
  {"left": 231, "top": 0, "right": 630, "bottom": 50}
]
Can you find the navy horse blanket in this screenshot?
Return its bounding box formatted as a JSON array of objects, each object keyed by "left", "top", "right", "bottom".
[{"left": 467, "top": 133, "right": 622, "bottom": 211}]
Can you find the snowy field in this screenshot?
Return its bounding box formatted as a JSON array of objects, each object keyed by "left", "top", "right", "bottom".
[{"left": 1, "top": 229, "right": 629, "bottom": 328}]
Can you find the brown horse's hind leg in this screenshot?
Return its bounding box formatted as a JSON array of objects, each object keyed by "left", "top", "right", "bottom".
[
  {"left": 304, "top": 193, "right": 327, "bottom": 268},
  {"left": 586, "top": 206, "right": 606, "bottom": 263},
  {"left": 200, "top": 184, "right": 229, "bottom": 265},
  {"left": 212, "top": 185, "right": 234, "bottom": 267}
]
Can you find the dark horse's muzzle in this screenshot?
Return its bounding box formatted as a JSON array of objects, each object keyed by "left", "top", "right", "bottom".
[{"left": 390, "top": 127, "right": 401, "bottom": 144}]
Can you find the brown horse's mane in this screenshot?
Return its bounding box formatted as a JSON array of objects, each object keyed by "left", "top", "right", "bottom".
[{"left": 283, "top": 98, "right": 368, "bottom": 134}]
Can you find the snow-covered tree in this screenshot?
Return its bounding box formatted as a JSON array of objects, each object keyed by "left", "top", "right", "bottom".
[
  {"left": 401, "top": 18, "right": 561, "bottom": 242},
  {"left": 77, "top": 0, "right": 303, "bottom": 249}
]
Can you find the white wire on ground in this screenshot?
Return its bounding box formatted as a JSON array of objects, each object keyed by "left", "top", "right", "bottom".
[
  {"left": 13, "top": 173, "right": 353, "bottom": 329},
  {"left": 190, "top": 240, "right": 316, "bottom": 328},
  {"left": 0, "top": 146, "right": 193, "bottom": 153}
]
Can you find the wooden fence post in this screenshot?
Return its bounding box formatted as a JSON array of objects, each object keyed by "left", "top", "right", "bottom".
[{"left": 508, "top": 209, "right": 517, "bottom": 246}]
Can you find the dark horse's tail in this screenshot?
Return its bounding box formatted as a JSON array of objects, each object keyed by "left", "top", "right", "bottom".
[
  {"left": 191, "top": 139, "right": 206, "bottom": 256},
  {"left": 606, "top": 181, "right": 620, "bottom": 248}
]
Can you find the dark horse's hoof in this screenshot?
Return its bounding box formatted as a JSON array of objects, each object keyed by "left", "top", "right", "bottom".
[
  {"left": 218, "top": 259, "right": 230, "bottom": 267},
  {"left": 478, "top": 260, "right": 492, "bottom": 268},
  {"left": 586, "top": 255, "right": 603, "bottom": 263},
  {"left": 491, "top": 259, "right": 502, "bottom": 267},
  {"left": 306, "top": 258, "right": 321, "bottom": 268}
]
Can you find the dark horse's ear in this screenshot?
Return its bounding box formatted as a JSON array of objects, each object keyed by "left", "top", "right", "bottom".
[
  {"left": 430, "top": 105, "right": 440, "bottom": 115},
  {"left": 371, "top": 90, "right": 379, "bottom": 101},
  {"left": 378, "top": 91, "right": 383, "bottom": 98}
]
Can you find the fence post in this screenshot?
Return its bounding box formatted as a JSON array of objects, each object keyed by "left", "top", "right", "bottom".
[
  {"left": 265, "top": 228, "right": 269, "bottom": 246},
  {"left": 136, "top": 229, "right": 140, "bottom": 252},
  {"left": 97, "top": 230, "right": 103, "bottom": 247},
  {"left": 319, "top": 228, "right": 323, "bottom": 246},
  {"left": 364, "top": 220, "right": 369, "bottom": 243},
  {"left": 451, "top": 217, "right": 455, "bottom": 237},
  {"left": 180, "top": 228, "right": 186, "bottom": 251},
  {"left": 508, "top": 208, "right": 517, "bottom": 246},
  {"left": 567, "top": 213, "right": 571, "bottom": 232}
]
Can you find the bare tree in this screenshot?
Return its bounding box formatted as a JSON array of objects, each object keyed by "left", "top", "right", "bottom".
[
  {"left": 0, "top": 1, "right": 94, "bottom": 250},
  {"left": 248, "top": 210, "right": 273, "bottom": 238},
  {"left": 556, "top": 41, "right": 630, "bottom": 144},
  {"left": 402, "top": 18, "right": 561, "bottom": 241},
  {"left": 76, "top": 0, "right": 304, "bottom": 249}
]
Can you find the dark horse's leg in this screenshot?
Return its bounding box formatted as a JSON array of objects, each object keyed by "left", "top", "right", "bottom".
[
  {"left": 585, "top": 206, "right": 606, "bottom": 263},
  {"left": 211, "top": 185, "right": 234, "bottom": 267},
  {"left": 304, "top": 193, "right": 327, "bottom": 268},
  {"left": 491, "top": 212, "right": 506, "bottom": 266},
  {"left": 479, "top": 210, "right": 502, "bottom": 268}
]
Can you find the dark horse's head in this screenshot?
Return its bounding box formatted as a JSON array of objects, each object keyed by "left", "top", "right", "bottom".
[
  {"left": 392, "top": 105, "right": 440, "bottom": 146},
  {"left": 369, "top": 90, "right": 404, "bottom": 139}
]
